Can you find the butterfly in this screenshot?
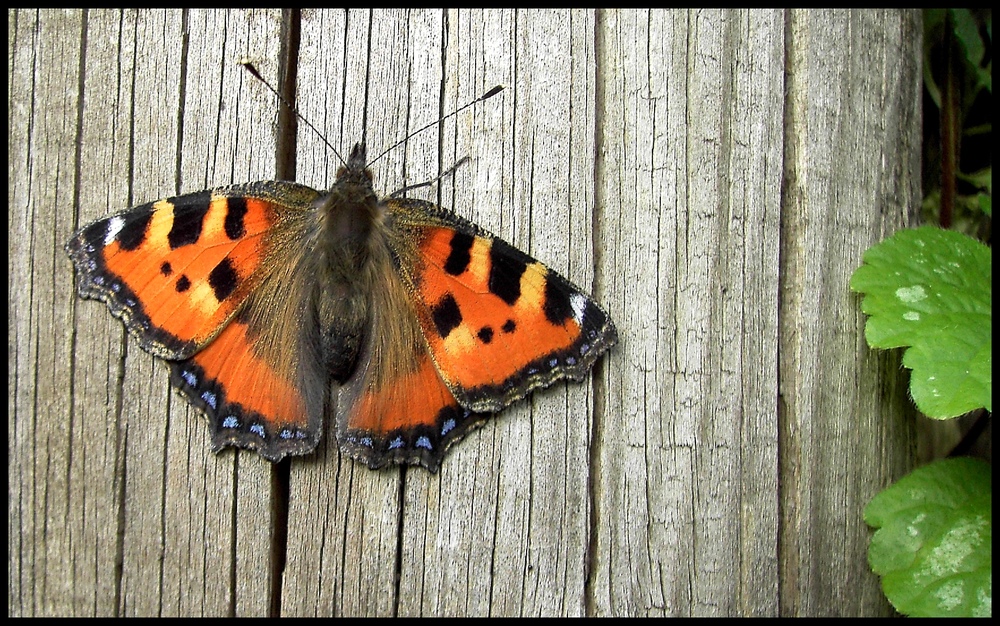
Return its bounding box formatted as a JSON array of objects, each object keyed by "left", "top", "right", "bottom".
[{"left": 66, "top": 140, "right": 617, "bottom": 472}]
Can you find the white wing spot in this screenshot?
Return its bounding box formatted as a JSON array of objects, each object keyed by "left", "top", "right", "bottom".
[
  {"left": 105, "top": 216, "right": 125, "bottom": 245},
  {"left": 570, "top": 293, "right": 587, "bottom": 323}
]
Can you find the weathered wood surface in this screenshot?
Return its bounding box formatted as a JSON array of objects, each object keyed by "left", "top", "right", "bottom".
[{"left": 8, "top": 8, "right": 921, "bottom": 616}]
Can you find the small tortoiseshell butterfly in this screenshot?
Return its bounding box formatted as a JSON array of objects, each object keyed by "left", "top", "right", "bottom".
[{"left": 66, "top": 97, "right": 617, "bottom": 472}]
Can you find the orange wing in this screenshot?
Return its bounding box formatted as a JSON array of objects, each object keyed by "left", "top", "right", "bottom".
[
  {"left": 328, "top": 227, "right": 486, "bottom": 471},
  {"left": 169, "top": 309, "right": 324, "bottom": 460},
  {"left": 335, "top": 343, "right": 480, "bottom": 472},
  {"left": 67, "top": 182, "right": 328, "bottom": 460},
  {"left": 67, "top": 185, "right": 311, "bottom": 355},
  {"left": 387, "top": 199, "right": 618, "bottom": 413},
  {"left": 329, "top": 198, "right": 617, "bottom": 471}
]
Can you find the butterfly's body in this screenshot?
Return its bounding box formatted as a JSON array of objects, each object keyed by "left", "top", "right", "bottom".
[
  {"left": 310, "top": 150, "right": 385, "bottom": 384},
  {"left": 67, "top": 143, "right": 616, "bottom": 471}
]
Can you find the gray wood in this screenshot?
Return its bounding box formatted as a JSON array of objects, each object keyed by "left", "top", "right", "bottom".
[
  {"left": 778, "top": 9, "right": 922, "bottom": 616},
  {"left": 592, "top": 9, "right": 787, "bottom": 616},
  {"left": 10, "top": 7, "right": 104, "bottom": 618},
  {"left": 8, "top": 8, "right": 920, "bottom": 617}
]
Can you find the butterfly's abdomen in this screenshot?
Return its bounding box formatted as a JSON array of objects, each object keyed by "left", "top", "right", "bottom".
[{"left": 314, "top": 281, "right": 367, "bottom": 383}]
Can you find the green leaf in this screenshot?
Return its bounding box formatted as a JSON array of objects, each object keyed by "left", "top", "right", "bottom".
[
  {"left": 865, "top": 457, "right": 992, "bottom": 617},
  {"left": 950, "top": 9, "right": 985, "bottom": 68},
  {"left": 960, "top": 167, "right": 993, "bottom": 202},
  {"left": 949, "top": 9, "right": 992, "bottom": 94},
  {"left": 961, "top": 166, "right": 993, "bottom": 193},
  {"left": 850, "top": 227, "right": 992, "bottom": 417},
  {"left": 978, "top": 192, "right": 992, "bottom": 217}
]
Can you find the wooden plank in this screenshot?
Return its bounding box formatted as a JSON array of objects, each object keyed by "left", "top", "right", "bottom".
[
  {"left": 279, "top": 9, "right": 412, "bottom": 618},
  {"left": 10, "top": 7, "right": 97, "bottom": 618},
  {"left": 100, "top": 10, "right": 287, "bottom": 617},
  {"left": 778, "top": 9, "right": 921, "bottom": 616},
  {"left": 169, "top": 10, "right": 285, "bottom": 618},
  {"left": 9, "top": 8, "right": 921, "bottom": 617},
  {"left": 9, "top": 8, "right": 287, "bottom": 616},
  {"left": 398, "top": 9, "right": 598, "bottom": 616},
  {"left": 591, "top": 9, "right": 786, "bottom": 616}
]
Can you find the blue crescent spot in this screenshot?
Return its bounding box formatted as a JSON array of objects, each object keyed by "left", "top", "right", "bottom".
[
  {"left": 181, "top": 370, "right": 198, "bottom": 388},
  {"left": 416, "top": 436, "right": 432, "bottom": 450},
  {"left": 441, "top": 419, "right": 456, "bottom": 436},
  {"left": 566, "top": 356, "right": 577, "bottom": 366},
  {"left": 279, "top": 429, "right": 293, "bottom": 439},
  {"left": 389, "top": 437, "right": 404, "bottom": 449},
  {"left": 222, "top": 416, "right": 239, "bottom": 429},
  {"left": 361, "top": 436, "right": 373, "bottom": 448},
  {"left": 250, "top": 424, "right": 265, "bottom": 438},
  {"left": 200, "top": 390, "right": 217, "bottom": 409}
]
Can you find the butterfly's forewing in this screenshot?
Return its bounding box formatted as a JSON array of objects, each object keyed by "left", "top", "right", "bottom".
[
  {"left": 67, "top": 190, "right": 274, "bottom": 357},
  {"left": 388, "top": 198, "right": 618, "bottom": 412}
]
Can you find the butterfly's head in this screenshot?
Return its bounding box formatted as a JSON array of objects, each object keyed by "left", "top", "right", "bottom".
[
  {"left": 322, "top": 142, "right": 379, "bottom": 235},
  {"left": 332, "top": 142, "right": 374, "bottom": 197},
  {"left": 337, "top": 143, "right": 368, "bottom": 175}
]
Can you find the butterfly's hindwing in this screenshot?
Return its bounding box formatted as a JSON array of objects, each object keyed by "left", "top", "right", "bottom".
[
  {"left": 336, "top": 343, "right": 483, "bottom": 472},
  {"left": 170, "top": 310, "right": 324, "bottom": 461}
]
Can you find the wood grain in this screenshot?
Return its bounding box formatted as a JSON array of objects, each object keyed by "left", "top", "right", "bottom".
[
  {"left": 778, "top": 9, "right": 922, "bottom": 616},
  {"left": 8, "top": 8, "right": 920, "bottom": 616}
]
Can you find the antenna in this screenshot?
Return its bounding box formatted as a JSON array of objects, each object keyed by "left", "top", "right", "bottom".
[
  {"left": 367, "top": 84, "right": 505, "bottom": 167},
  {"left": 239, "top": 60, "right": 346, "bottom": 166},
  {"left": 241, "top": 61, "right": 504, "bottom": 170}
]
